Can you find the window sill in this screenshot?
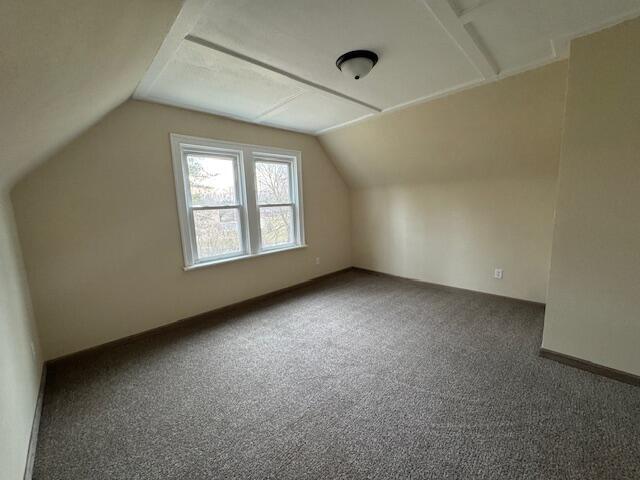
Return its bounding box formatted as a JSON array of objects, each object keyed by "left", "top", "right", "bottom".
[{"left": 183, "top": 244, "right": 308, "bottom": 271}]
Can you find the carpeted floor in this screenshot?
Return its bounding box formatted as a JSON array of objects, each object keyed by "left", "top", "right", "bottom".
[{"left": 34, "top": 269, "right": 640, "bottom": 479}]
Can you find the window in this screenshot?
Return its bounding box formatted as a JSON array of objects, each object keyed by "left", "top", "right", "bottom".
[{"left": 171, "top": 134, "right": 304, "bottom": 269}]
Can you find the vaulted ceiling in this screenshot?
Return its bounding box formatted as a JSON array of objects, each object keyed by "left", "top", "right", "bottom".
[
  {"left": 3, "top": 0, "right": 640, "bottom": 191},
  {"left": 0, "top": 0, "right": 181, "bottom": 191},
  {"left": 135, "top": 0, "right": 640, "bottom": 135}
]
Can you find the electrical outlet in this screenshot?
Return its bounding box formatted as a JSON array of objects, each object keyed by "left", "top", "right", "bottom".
[
  {"left": 30, "top": 341, "right": 36, "bottom": 358},
  {"left": 315, "top": 257, "right": 321, "bottom": 265},
  {"left": 494, "top": 268, "right": 503, "bottom": 280}
]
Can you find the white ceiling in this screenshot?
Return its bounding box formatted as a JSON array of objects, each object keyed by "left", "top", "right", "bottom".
[{"left": 135, "top": 0, "right": 640, "bottom": 135}]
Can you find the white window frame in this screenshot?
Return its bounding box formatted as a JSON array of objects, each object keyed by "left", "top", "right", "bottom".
[{"left": 170, "top": 134, "right": 305, "bottom": 270}]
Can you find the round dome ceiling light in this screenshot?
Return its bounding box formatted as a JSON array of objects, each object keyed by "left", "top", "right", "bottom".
[{"left": 336, "top": 50, "right": 379, "bottom": 80}]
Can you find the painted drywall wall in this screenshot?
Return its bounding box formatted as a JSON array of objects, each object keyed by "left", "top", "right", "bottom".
[
  {"left": 0, "top": 0, "right": 181, "bottom": 188},
  {"left": 0, "top": 3, "right": 179, "bottom": 474},
  {"left": 542, "top": 18, "right": 640, "bottom": 375},
  {"left": 320, "top": 61, "right": 568, "bottom": 302},
  {"left": 11, "top": 100, "right": 351, "bottom": 360},
  {"left": 0, "top": 194, "right": 42, "bottom": 480}
]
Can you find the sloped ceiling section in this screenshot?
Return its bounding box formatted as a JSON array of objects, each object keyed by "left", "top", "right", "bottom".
[
  {"left": 0, "top": 0, "right": 182, "bottom": 190},
  {"left": 318, "top": 61, "right": 569, "bottom": 189},
  {"left": 135, "top": 0, "right": 640, "bottom": 135}
]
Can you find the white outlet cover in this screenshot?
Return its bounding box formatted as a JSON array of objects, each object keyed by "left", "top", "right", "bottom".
[{"left": 494, "top": 269, "right": 503, "bottom": 279}]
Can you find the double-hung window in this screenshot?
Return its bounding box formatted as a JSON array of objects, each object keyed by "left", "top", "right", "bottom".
[{"left": 170, "top": 134, "right": 304, "bottom": 269}]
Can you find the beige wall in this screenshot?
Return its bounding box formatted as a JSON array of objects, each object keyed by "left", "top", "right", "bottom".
[
  {"left": 0, "top": 2, "right": 179, "bottom": 475},
  {"left": 542, "top": 18, "right": 640, "bottom": 375},
  {"left": 0, "top": 194, "right": 42, "bottom": 480},
  {"left": 0, "top": 0, "right": 180, "bottom": 188},
  {"left": 321, "top": 62, "right": 568, "bottom": 302},
  {"left": 12, "top": 100, "right": 351, "bottom": 360}
]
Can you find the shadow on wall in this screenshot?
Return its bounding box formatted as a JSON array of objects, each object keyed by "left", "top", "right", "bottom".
[{"left": 0, "top": 195, "right": 43, "bottom": 480}]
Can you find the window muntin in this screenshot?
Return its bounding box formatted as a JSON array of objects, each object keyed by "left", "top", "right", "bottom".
[{"left": 171, "top": 135, "right": 304, "bottom": 268}]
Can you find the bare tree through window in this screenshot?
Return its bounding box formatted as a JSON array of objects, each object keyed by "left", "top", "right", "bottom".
[
  {"left": 256, "top": 161, "right": 294, "bottom": 247},
  {"left": 171, "top": 135, "right": 303, "bottom": 266},
  {"left": 187, "top": 155, "right": 242, "bottom": 258}
]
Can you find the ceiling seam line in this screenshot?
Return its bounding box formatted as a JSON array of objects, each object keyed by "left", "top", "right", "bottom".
[
  {"left": 184, "top": 34, "right": 382, "bottom": 113},
  {"left": 253, "top": 92, "right": 307, "bottom": 122}
]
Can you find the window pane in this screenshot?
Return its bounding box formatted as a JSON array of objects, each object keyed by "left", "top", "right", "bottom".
[
  {"left": 255, "top": 161, "right": 291, "bottom": 204},
  {"left": 187, "top": 154, "right": 237, "bottom": 206},
  {"left": 260, "top": 206, "right": 294, "bottom": 248},
  {"left": 193, "top": 208, "right": 242, "bottom": 259}
]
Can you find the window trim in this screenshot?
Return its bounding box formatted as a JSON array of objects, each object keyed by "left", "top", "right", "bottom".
[{"left": 170, "top": 133, "right": 305, "bottom": 270}]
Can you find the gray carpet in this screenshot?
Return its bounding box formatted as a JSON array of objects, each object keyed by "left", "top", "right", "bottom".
[{"left": 34, "top": 269, "right": 640, "bottom": 479}]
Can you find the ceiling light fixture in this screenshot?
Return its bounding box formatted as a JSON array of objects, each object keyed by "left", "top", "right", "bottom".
[{"left": 336, "top": 50, "right": 378, "bottom": 80}]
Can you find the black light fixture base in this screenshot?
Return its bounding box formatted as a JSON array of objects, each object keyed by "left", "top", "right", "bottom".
[{"left": 336, "top": 50, "right": 379, "bottom": 79}]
